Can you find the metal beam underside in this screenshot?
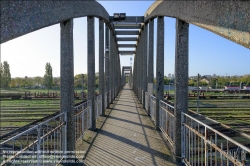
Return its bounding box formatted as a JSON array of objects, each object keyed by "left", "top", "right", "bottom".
[
  {"left": 110, "top": 16, "right": 144, "bottom": 23},
  {"left": 117, "top": 37, "right": 137, "bottom": 41},
  {"left": 116, "top": 31, "right": 139, "bottom": 35},
  {"left": 119, "top": 51, "right": 135, "bottom": 55},
  {"left": 118, "top": 44, "right": 136, "bottom": 48},
  {"left": 113, "top": 24, "right": 141, "bottom": 29}
]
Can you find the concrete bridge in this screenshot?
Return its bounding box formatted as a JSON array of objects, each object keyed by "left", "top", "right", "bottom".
[{"left": 1, "top": 1, "right": 250, "bottom": 165}]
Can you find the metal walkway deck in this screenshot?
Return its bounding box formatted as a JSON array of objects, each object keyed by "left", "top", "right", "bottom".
[{"left": 76, "top": 84, "right": 176, "bottom": 165}]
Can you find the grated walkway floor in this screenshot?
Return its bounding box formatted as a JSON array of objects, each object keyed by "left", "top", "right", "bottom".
[{"left": 77, "top": 84, "right": 176, "bottom": 165}]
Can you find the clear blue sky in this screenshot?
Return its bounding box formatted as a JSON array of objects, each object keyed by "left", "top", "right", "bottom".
[{"left": 1, "top": 1, "right": 249, "bottom": 78}]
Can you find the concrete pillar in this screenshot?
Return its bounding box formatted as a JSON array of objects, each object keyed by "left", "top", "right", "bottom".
[
  {"left": 99, "top": 19, "right": 105, "bottom": 116},
  {"left": 105, "top": 25, "right": 110, "bottom": 108},
  {"left": 155, "top": 16, "right": 164, "bottom": 128},
  {"left": 142, "top": 24, "right": 148, "bottom": 108},
  {"left": 138, "top": 38, "right": 141, "bottom": 101},
  {"left": 60, "top": 19, "right": 74, "bottom": 153},
  {"left": 109, "top": 30, "right": 114, "bottom": 103},
  {"left": 87, "top": 16, "right": 96, "bottom": 130},
  {"left": 147, "top": 19, "right": 154, "bottom": 115},
  {"left": 174, "top": 19, "right": 189, "bottom": 164}
]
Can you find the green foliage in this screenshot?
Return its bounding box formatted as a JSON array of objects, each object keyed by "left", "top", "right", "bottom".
[
  {"left": 44, "top": 62, "right": 53, "bottom": 89},
  {"left": 0, "top": 61, "right": 11, "bottom": 88}
]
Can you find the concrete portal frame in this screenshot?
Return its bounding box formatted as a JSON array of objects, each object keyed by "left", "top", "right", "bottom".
[{"left": 122, "top": 66, "right": 132, "bottom": 86}]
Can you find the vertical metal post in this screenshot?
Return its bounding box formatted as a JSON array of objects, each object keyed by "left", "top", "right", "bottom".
[
  {"left": 174, "top": 19, "right": 189, "bottom": 164},
  {"left": 155, "top": 16, "right": 164, "bottom": 128},
  {"left": 99, "top": 19, "right": 105, "bottom": 116},
  {"left": 142, "top": 23, "right": 148, "bottom": 108},
  {"left": 197, "top": 73, "right": 200, "bottom": 113},
  {"left": 87, "top": 16, "right": 96, "bottom": 130},
  {"left": 105, "top": 25, "right": 110, "bottom": 108},
  {"left": 148, "top": 19, "right": 154, "bottom": 116},
  {"left": 60, "top": 19, "right": 74, "bottom": 155}
]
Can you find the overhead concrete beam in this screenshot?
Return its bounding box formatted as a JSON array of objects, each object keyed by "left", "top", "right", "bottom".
[
  {"left": 1, "top": 1, "right": 110, "bottom": 44},
  {"left": 115, "top": 30, "right": 139, "bottom": 35},
  {"left": 118, "top": 44, "right": 136, "bottom": 48},
  {"left": 114, "top": 24, "right": 141, "bottom": 29},
  {"left": 110, "top": 16, "right": 144, "bottom": 23},
  {"left": 117, "top": 37, "right": 138, "bottom": 41},
  {"left": 144, "top": 1, "right": 250, "bottom": 48},
  {"left": 119, "top": 51, "right": 135, "bottom": 55}
]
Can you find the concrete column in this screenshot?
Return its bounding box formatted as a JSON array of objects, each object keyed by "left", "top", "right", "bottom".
[
  {"left": 147, "top": 19, "right": 154, "bottom": 115},
  {"left": 109, "top": 30, "right": 114, "bottom": 103},
  {"left": 99, "top": 19, "right": 105, "bottom": 116},
  {"left": 60, "top": 19, "right": 74, "bottom": 153},
  {"left": 174, "top": 19, "right": 189, "bottom": 164},
  {"left": 105, "top": 25, "right": 110, "bottom": 108},
  {"left": 87, "top": 16, "right": 96, "bottom": 130},
  {"left": 137, "top": 39, "right": 141, "bottom": 101},
  {"left": 155, "top": 16, "right": 164, "bottom": 128},
  {"left": 142, "top": 24, "right": 148, "bottom": 108}
]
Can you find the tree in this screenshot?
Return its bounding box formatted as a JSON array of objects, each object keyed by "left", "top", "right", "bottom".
[
  {"left": 34, "top": 76, "right": 43, "bottom": 87},
  {"left": 44, "top": 63, "right": 53, "bottom": 89},
  {"left": 1, "top": 61, "right": 11, "bottom": 88}
]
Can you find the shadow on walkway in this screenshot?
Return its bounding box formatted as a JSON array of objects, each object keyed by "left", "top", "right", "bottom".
[{"left": 76, "top": 84, "right": 176, "bottom": 165}]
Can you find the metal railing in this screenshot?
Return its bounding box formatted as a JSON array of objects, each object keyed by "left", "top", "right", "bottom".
[
  {"left": 0, "top": 112, "right": 66, "bottom": 165},
  {"left": 149, "top": 95, "right": 156, "bottom": 121},
  {"left": 145, "top": 92, "right": 149, "bottom": 111},
  {"left": 75, "top": 100, "right": 92, "bottom": 142},
  {"left": 182, "top": 112, "right": 250, "bottom": 166},
  {"left": 142, "top": 90, "right": 144, "bottom": 105},
  {"left": 159, "top": 100, "right": 175, "bottom": 146},
  {"left": 109, "top": 90, "right": 112, "bottom": 104},
  {"left": 95, "top": 95, "right": 102, "bottom": 119},
  {"left": 104, "top": 92, "right": 108, "bottom": 109},
  {"left": 0, "top": 100, "right": 95, "bottom": 165}
]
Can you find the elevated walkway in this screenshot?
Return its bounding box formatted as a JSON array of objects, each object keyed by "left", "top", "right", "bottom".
[{"left": 77, "top": 84, "right": 176, "bottom": 165}]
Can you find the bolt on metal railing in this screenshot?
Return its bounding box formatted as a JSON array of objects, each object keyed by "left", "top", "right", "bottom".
[
  {"left": 181, "top": 112, "right": 250, "bottom": 166},
  {"left": 159, "top": 100, "right": 175, "bottom": 146}
]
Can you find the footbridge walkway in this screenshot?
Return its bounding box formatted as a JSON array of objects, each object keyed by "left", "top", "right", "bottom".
[
  {"left": 1, "top": 1, "right": 250, "bottom": 165},
  {"left": 80, "top": 84, "right": 175, "bottom": 165}
]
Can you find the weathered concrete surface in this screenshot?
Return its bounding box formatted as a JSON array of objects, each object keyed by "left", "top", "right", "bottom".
[
  {"left": 60, "top": 19, "right": 75, "bottom": 152},
  {"left": 77, "top": 84, "right": 176, "bottom": 165},
  {"left": 99, "top": 19, "right": 105, "bottom": 116},
  {"left": 147, "top": 19, "right": 154, "bottom": 115},
  {"left": 174, "top": 19, "right": 189, "bottom": 164},
  {"left": 142, "top": 24, "right": 148, "bottom": 108},
  {"left": 115, "top": 30, "right": 139, "bottom": 35},
  {"left": 87, "top": 16, "right": 96, "bottom": 130},
  {"left": 105, "top": 26, "right": 110, "bottom": 108},
  {"left": 0, "top": 0, "right": 110, "bottom": 44},
  {"left": 155, "top": 16, "right": 164, "bottom": 128},
  {"left": 144, "top": 1, "right": 250, "bottom": 49}
]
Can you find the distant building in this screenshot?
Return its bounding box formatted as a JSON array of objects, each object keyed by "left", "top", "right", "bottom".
[
  {"left": 171, "top": 74, "right": 174, "bottom": 78},
  {"left": 168, "top": 73, "right": 171, "bottom": 79}
]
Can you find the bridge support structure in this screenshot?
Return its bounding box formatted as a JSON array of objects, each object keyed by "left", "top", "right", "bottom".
[{"left": 60, "top": 19, "right": 75, "bottom": 157}]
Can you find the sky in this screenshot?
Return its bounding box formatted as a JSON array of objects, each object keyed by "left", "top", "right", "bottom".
[{"left": 1, "top": 1, "right": 249, "bottom": 78}]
